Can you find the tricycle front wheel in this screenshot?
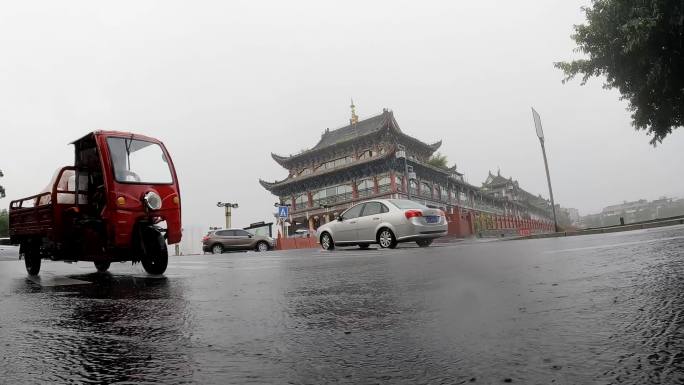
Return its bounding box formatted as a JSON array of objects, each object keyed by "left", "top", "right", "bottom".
[{"left": 141, "top": 229, "right": 168, "bottom": 275}]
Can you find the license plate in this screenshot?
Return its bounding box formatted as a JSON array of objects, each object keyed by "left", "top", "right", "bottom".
[{"left": 425, "top": 216, "right": 439, "bottom": 223}]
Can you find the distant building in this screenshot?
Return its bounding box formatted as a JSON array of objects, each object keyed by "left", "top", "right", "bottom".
[
  {"left": 565, "top": 208, "right": 580, "bottom": 226},
  {"left": 260, "top": 108, "right": 555, "bottom": 234},
  {"left": 580, "top": 197, "right": 684, "bottom": 227}
]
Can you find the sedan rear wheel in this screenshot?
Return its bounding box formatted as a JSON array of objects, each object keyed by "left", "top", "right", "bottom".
[
  {"left": 416, "top": 239, "right": 433, "bottom": 248},
  {"left": 320, "top": 232, "right": 335, "bottom": 250},
  {"left": 378, "top": 228, "right": 397, "bottom": 249},
  {"left": 212, "top": 244, "right": 224, "bottom": 254}
]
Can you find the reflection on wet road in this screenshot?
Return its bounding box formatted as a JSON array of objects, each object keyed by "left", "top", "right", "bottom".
[{"left": 1, "top": 226, "right": 684, "bottom": 384}]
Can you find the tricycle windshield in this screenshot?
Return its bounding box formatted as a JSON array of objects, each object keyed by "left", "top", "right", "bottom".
[{"left": 107, "top": 137, "right": 173, "bottom": 184}]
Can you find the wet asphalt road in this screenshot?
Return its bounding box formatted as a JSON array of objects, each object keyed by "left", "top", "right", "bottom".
[{"left": 1, "top": 226, "right": 684, "bottom": 384}]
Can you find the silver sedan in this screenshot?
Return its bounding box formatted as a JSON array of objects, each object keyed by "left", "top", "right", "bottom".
[{"left": 315, "top": 199, "right": 448, "bottom": 250}]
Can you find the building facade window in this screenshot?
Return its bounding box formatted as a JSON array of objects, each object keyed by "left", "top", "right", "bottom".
[
  {"left": 378, "top": 175, "right": 391, "bottom": 193},
  {"left": 357, "top": 178, "right": 374, "bottom": 198},
  {"left": 313, "top": 184, "right": 353, "bottom": 206},
  {"left": 394, "top": 174, "right": 404, "bottom": 192},
  {"left": 440, "top": 186, "right": 448, "bottom": 202},
  {"left": 420, "top": 181, "right": 433, "bottom": 198},
  {"left": 315, "top": 156, "right": 352, "bottom": 172},
  {"left": 409, "top": 180, "right": 418, "bottom": 196},
  {"left": 282, "top": 196, "right": 292, "bottom": 207},
  {"left": 294, "top": 194, "right": 308, "bottom": 210},
  {"left": 298, "top": 168, "right": 312, "bottom": 177},
  {"left": 358, "top": 149, "right": 377, "bottom": 160}
]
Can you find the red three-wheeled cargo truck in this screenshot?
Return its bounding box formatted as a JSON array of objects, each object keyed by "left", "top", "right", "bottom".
[{"left": 9, "top": 131, "right": 182, "bottom": 275}]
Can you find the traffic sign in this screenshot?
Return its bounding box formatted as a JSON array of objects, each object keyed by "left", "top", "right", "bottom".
[{"left": 278, "top": 205, "right": 289, "bottom": 218}]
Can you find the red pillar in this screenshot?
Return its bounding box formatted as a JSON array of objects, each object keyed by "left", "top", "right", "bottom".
[{"left": 389, "top": 170, "right": 397, "bottom": 193}]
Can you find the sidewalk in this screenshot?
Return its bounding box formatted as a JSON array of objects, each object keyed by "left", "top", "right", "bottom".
[{"left": 518, "top": 215, "right": 684, "bottom": 240}]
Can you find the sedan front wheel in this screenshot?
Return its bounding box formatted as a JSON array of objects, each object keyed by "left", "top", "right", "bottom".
[
  {"left": 320, "top": 232, "right": 335, "bottom": 250},
  {"left": 378, "top": 228, "right": 397, "bottom": 249}
]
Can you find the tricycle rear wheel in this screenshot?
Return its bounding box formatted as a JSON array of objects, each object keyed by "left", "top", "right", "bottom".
[
  {"left": 22, "top": 242, "right": 41, "bottom": 276},
  {"left": 141, "top": 228, "right": 168, "bottom": 275},
  {"left": 94, "top": 261, "right": 111, "bottom": 273}
]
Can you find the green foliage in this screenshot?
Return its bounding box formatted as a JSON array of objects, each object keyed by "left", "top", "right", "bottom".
[
  {"left": 0, "top": 209, "right": 8, "bottom": 237},
  {"left": 427, "top": 152, "right": 449, "bottom": 169},
  {"left": 555, "top": 0, "right": 684, "bottom": 145},
  {"left": 0, "top": 168, "right": 4, "bottom": 198}
]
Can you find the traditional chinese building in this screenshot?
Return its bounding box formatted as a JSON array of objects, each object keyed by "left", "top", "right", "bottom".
[
  {"left": 259, "top": 107, "right": 555, "bottom": 236},
  {"left": 480, "top": 170, "right": 553, "bottom": 221}
]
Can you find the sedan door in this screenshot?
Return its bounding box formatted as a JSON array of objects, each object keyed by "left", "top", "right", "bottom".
[
  {"left": 334, "top": 203, "right": 365, "bottom": 242},
  {"left": 355, "top": 202, "right": 388, "bottom": 242}
]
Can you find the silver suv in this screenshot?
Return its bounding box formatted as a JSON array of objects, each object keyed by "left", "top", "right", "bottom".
[{"left": 202, "top": 229, "right": 275, "bottom": 253}]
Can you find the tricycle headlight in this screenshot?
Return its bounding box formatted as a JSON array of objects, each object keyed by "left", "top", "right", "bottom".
[{"left": 143, "top": 191, "right": 162, "bottom": 210}]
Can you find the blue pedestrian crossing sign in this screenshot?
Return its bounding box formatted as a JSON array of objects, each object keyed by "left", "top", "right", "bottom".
[{"left": 278, "top": 205, "right": 289, "bottom": 218}]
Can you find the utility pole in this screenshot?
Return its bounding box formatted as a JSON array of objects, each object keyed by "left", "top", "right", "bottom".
[
  {"left": 217, "top": 202, "right": 239, "bottom": 229},
  {"left": 531, "top": 107, "right": 559, "bottom": 233},
  {"left": 0, "top": 168, "right": 5, "bottom": 199}
]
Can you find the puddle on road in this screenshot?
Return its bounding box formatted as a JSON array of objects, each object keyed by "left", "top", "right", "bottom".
[{"left": 26, "top": 274, "right": 92, "bottom": 287}]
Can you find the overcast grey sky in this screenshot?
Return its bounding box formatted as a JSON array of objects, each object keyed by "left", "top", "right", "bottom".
[{"left": 2, "top": 1, "right": 683, "bottom": 236}]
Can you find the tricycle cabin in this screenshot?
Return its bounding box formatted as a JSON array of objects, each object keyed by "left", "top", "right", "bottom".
[{"left": 9, "top": 131, "right": 182, "bottom": 276}]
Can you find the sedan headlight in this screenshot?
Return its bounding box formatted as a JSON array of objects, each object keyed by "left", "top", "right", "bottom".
[{"left": 143, "top": 191, "right": 162, "bottom": 210}]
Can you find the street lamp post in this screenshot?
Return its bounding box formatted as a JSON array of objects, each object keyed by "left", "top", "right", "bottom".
[
  {"left": 217, "top": 202, "right": 239, "bottom": 229},
  {"left": 531, "top": 107, "right": 559, "bottom": 233}
]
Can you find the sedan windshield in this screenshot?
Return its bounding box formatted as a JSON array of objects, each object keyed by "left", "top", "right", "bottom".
[
  {"left": 389, "top": 199, "right": 428, "bottom": 210},
  {"left": 107, "top": 137, "right": 173, "bottom": 184}
]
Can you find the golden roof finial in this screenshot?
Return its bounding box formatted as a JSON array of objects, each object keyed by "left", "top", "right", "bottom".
[{"left": 350, "top": 98, "right": 359, "bottom": 125}]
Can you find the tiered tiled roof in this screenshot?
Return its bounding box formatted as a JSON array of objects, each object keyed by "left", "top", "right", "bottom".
[{"left": 269, "top": 109, "right": 441, "bottom": 168}]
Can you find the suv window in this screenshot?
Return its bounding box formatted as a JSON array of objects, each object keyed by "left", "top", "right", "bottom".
[
  {"left": 362, "top": 202, "right": 386, "bottom": 216},
  {"left": 342, "top": 204, "right": 364, "bottom": 219},
  {"left": 215, "top": 230, "right": 231, "bottom": 236},
  {"left": 234, "top": 230, "right": 250, "bottom": 237}
]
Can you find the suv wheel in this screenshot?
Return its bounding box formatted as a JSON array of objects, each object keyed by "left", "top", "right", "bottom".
[
  {"left": 256, "top": 241, "right": 269, "bottom": 252},
  {"left": 212, "top": 244, "right": 224, "bottom": 254}
]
